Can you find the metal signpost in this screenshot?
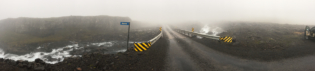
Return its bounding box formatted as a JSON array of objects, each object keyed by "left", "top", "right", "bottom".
[{"left": 120, "top": 22, "right": 130, "bottom": 49}]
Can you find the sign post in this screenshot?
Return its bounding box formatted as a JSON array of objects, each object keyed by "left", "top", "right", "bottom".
[{"left": 120, "top": 22, "right": 130, "bottom": 49}]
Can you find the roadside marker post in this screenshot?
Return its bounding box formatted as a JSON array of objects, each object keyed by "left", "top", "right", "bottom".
[
  {"left": 134, "top": 42, "right": 152, "bottom": 52},
  {"left": 120, "top": 22, "right": 130, "bottom": 49},
  {"left": 219, "top": 36, "right": 233, "bottom": 43},
  {"left": 160, "top": 27, "right": 163, "bottom": 37},
  {"left": 159, "top": 27, "right": 162, "bottom": 31},
  {"left": 192, "top": 28, "right": 194, "bottom": 32}
]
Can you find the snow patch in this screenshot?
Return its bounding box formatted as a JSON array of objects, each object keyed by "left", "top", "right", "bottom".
[
  {"left": 91, "top": 42, "right": 114, "bottom": 47},
  {"left": 115, "top": 49, "right": 127, "bottom": 52},
  {"left": 197, "top": 24, "right": 224, "bottom": 39},
  {"left": 0, "top": 44, "right": 81, "bottom": 64},
  {"left": 199, "top": 24, "right": 224, "bottom": 35},
  {"left": 37, "top": 46, "right": 42, "bottom": 49},
  {"left": 0, "top": 41, "right": 115, "bottom": 64},
  {"left": 200, "top": 24, "right": 210, "bottom": 34}
]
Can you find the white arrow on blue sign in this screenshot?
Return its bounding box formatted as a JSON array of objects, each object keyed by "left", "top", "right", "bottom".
[{"left": 120, "top": 22, "right": 130, "bottom": 25}]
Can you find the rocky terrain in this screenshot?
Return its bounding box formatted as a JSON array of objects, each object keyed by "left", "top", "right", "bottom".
[
  {"left": 0, "top": 16, "right": 160, "bottom": 54},
  {"left": 219, "top": 22, "right": 313, "bottom": 50},
  {"left": 0, "top": 35, "right": 168, "bottom": 71},
  {"left": 0, "top": 16, "right": 165, "bottom": 71}
]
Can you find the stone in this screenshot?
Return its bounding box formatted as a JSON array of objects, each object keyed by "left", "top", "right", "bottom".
[
  {"left": 18, "top": 63, "right": 24, "bottom": 67},
  {"left": 35, "top": 58, "right": 44, "bottom": 63},
  {"left": 16, "top": 60, "right": 24, "bottom": 65},
  {"left": 137, "top": 53, "right": 143, "bottom": 55},
  {"left": 76, "top": 67, "right": 82, "bottom": 71},
  {"left": 232, "top": 42, "right": 240, "bottom": 45},
  {"left": 27, "top": 64, "right": 32, "bottom": 69},
  {"left": 95, "top": 61, "right": 99, "bottom": 65},
  {"left": 34, "top": 66, "right": 45, "bottom": 71}
]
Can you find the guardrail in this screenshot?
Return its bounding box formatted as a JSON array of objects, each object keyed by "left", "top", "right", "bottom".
[
  {"left": 173, "top": 28, "right": 235, "bottom": 43},
  {"left": 149, "top": 31, "right": 163, "bottom": 45},
  {"left": 174, "top": 28, "right": 220, "bottom": 40},
  {"left": 133, "top": 31, "right": 163, "bottom": 52}
]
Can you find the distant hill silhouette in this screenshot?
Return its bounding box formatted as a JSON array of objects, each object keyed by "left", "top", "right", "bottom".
[
  {"left": 0, "top": 15, "right": 136, "bottom": 47},
  {"left": 0, "top": 15, "right": 131, "bottom": 37}
]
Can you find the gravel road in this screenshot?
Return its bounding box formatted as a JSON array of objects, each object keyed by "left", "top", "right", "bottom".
[{"left": 164, "top": 25, "right": 315, "bottom": 71}]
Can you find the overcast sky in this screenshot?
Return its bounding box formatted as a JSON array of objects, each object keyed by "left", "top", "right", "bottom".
[{"left": 1, "top": 0, "right": 315, "bottom": 25}]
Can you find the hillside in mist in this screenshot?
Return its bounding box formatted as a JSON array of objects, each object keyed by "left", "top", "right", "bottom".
[
  {"left": 0, "top": 15, "right": 152, "bottom": 48},
  {"left": 0, "top": 15, "right": 131, "bottom": 36}
]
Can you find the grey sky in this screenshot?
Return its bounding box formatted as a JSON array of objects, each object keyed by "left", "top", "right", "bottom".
[{"left": 1, "top": 0, "right": 315, "bottom": 25}]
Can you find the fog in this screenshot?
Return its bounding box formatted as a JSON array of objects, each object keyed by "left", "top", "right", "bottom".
[{"left": 1, "top": 0, "right": 315, "bottom": 25}]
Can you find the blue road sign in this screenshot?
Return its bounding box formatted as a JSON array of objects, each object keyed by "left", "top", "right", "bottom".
[{"left": 120, "top": 22, "right": 130, "bottom": 25}]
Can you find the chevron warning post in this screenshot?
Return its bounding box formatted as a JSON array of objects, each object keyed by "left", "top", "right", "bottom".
[
  {"left": 159, "top": 27, "right": 162, "bottom": 31},
  {"left": 134, "top": 42, "right": 152, "bottom": 52},
  {"left": 220, "top": 36, "right": 233, "bottom": 43}
]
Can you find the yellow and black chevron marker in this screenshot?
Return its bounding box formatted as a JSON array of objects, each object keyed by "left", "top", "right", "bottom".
[
  {"left": 160, "top": 27, "right": 162, "bottom": 31},
  {"left": 134, "top": 42, "right": 152, "bottom": 52},
  {"left": 220, "top": 36, "right": 233, "bottom": 43}
]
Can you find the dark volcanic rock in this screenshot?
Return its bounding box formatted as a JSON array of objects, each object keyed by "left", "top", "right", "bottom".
[
  {"left": 34, "top": 66, "right": 45, "bottom": 71},
  {"left": 35, "top": 58, "right": 45, "bottom": 64}
]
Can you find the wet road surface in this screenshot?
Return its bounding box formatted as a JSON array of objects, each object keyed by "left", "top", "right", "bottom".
[
  {"left": 164, "top": 26, "right": 201, "bottom": 71},
  {"left": 163, "top": 26, "right": 315, "bottom": 71}
]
